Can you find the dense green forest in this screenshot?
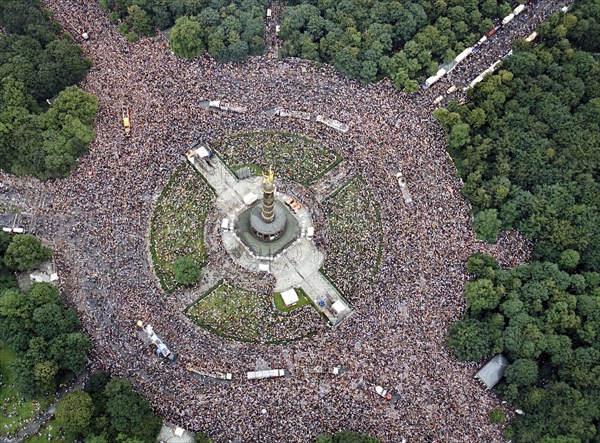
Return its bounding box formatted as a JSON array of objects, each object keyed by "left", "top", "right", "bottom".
[
  {"left": 0, "top": 233, "right": 91, "bottom": 398},
  {"left": 55, "top": 371, "right": 162, "bottom": 442},
  {"left": 435, "top": 0, "right": 600, "bottom": 271},
  {"left": 0, "top": 0, "right": 97, "bottom": 179},
  {"left": 449, "top": 254, "right": 600, "bottom": 442},
  {"left": 444, "top": 1, "right": 600, "bottom": 441},
  {"left": 279, "top": 0, "right": 510, "bottom": 89},
  {"left": 99, "top": 0, "right": 268, "bottom": 61},
  {"left": 99, "top": 0, "right": 512, "bottom": 89}
]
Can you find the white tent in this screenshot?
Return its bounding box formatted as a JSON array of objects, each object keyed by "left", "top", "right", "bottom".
[
  {"left": 258, "top": 263, "right": 270, "bottom": 272},
  {"left": 221, "top": 219, "right": 229, "bottom": 230},
  {"left": 174, "top": 427, "right": 185, "bottom": 437},
  {"left": 281, "top": 288, "right": 299, "bottom": 307},
  {"left": 331, "top": 300, "right": 347, "bottom": 314},
  {"left": 194, "top": 146, "right": 209, "bottom": 158},
  {"left": 475, "top": 354, "right": 509, "bottom": 389},
  {"left": 243, "top": 192, "right": 258, "bottom": 205}
]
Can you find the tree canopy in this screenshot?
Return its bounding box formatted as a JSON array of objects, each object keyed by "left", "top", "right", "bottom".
[
  {"left": 279, "top": 0, "right": 506, "bottom": 88},
  {"left": 3, "top": 234, "right": 52, "bottom": 271},
  {"left": 448, "top": 255, "right": 600, "bottom": 442},
  {"left": 99, "top": 0, "right": 267, "bottom": 62},
  {"left": 445, "top": 5, "right": 600, "bottom": 440},
  {"left": 173, "top": 255, "right": 201, "bottom": 285},
  {"left": 0, "top": 0, "right": 97, "bottom": 180},
  {"left": 75, "top": 372, "right": 162, "bottom": 443},
  {"left": 0, "top": 282, "right": 91, "bottom": 397},
  {"left": 436, "top": 0, "right": 600, "bottom": 272}
]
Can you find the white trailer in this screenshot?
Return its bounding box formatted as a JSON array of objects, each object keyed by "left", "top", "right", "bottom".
[
  {"left": 454, "top": 47, "right": 472, "bottom": 64},
  {"left": 502, "top": 13, "right": 515, "bottom": 25},
  {"left": 247, "top": 369, "right": 285, "bottom": 380}
]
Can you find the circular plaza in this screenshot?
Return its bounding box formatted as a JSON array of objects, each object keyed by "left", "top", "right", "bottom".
[{"left": 22, "top": 1, "right": 532, "bottom": 441}]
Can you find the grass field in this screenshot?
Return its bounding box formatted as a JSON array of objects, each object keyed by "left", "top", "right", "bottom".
[
  {"left": 150, "top": 163, "right": 214, "bottom": 292},
  {"left": 273, "top": 287, "right": 313, "bottom": 312},
  {"left": 322, "top": 176, "right": 383, "bottom": 298},
  {"left": 186, "top": 282, "right": 322, "bottom": 343},
  {"left": 214, "top": 131, "right": 342, "bottom": 186},
  {"left": 0, "top": 344, "right": 51, "bottom": 439}
]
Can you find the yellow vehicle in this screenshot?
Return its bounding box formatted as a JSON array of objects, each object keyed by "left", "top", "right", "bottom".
[{"left": 122, "top": 107, "right": 131, "bottom": 137}]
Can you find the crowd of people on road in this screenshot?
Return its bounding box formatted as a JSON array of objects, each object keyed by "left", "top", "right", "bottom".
[
  {"left": 0, "top": 0, "right": 553, "bottom": 440},
  {"left": 427, "top": 0, "right": 573, "bottom": 101}
]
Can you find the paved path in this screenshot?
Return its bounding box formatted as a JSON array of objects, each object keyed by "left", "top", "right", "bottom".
[{"left": 0, "top": 371, "right": 88, "bottom": 443}]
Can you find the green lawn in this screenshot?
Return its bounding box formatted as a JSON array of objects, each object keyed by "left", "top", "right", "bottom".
[
  {"left": 150, "top": 162, "right": 215, "bottom": 292},
  {"left": 322, "top": 176, "right": 383, "bottom": 298},
  {"left": 214, "top": 131, "right": 342, "bottom": 185},
  {"left": 25, "top": 420, "right": 70, "bottom": 442},
  {"left": 273, "top": 288, "right": 313, "bottom": 312},
  {"left": 186, "top": 282, "right": 322, "bottom": 343},
  {"left": 0, "top": 343, "right": 51, "bottom": 439}
]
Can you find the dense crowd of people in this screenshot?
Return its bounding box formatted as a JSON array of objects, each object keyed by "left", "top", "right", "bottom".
[{"left": 0, "top": 0, "right": 562, "bottom": 440}]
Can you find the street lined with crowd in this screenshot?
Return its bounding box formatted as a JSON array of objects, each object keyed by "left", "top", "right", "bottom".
[{"left": 0, "top": 0, "right": 553, "bottom": 440}]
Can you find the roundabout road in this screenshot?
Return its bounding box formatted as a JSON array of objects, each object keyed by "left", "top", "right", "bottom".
[{"left": 2, "top": 0, "right": 535, "bottom": 441}]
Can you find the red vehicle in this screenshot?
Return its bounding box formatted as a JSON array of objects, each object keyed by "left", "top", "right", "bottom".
[{"left": 487, "top": 28, "right": 497, "bottom": 37}]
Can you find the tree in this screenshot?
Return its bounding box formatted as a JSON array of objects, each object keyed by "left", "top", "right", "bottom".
[
  {"left": 127, "top": 6, "right": 154, "bottom": 37},
  {"left": 49, "top": 332, "right": 91, "bottom": 375},
  {"left": 33, "top": 303, "right": 78, "bottom": 339},
  {"left": 448, "top": 318, "right": 490, "bottom": 361},
  {"left": 3, "top": 234, "right": 52, "bottom": 271},
  {"left": 465, "top": 278, "right": 501, "bottom": 316},
  {"left": 505, "top": 359, "right": 539, "bottom": 387},
  {"left": 85, "top": 370, "right": 111, "bottom": 396},
  {"left": 559, "top": 249, "right": 580, "bottom": 270},
  {"left": 56, "top": 390, "right": 94, "bottom": 436},
  {"left": 104, "top": 378, "right": 162, "bottom": 442},
  {"left": 173, "top": 256, "right": 200, "bottom": 285},
  {"left": 466, "top": 253, "right": 499, "bottom": 279},
  {"left": 43, "top": 86, "right": 98, "bottom": 128},
  {"left": 33, "top": 360, "right": 59, "bottom": 393},
  {"left": 10, "top": 357, "right": 37, "bottom": 398},
  {"left": 195, "top": 432, "right": 214, "bottom": 443},
  {"left": 474, "top": 209, "right": 502, "bottom": 243},
  {"left": 447, "top": 122, "right": 471, "bottom": 149},
  {"left": 170, "top": 16, "right": 205, "bottom": 60},
  {"left": 28, "top": 282, "right": 61, "bottom": 306},
  {"left": 489, "top": 409, "right": 505, "bottom": 424}
]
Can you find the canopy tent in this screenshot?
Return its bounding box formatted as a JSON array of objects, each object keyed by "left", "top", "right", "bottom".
[
  {"left": 331, "top": 300, "right": 347, "bottom": 314},
  {"left": 475, "top": 354, "right": 509, "bottom": 389},
  {"left": 281, "top": 288, "right": 299, "bottom": 307},
  {"left": 195, "top": 146, "right": 209, "bottom": 158},
  {"left": 243, "top": 192, "right": 258, "bottom": 205}
]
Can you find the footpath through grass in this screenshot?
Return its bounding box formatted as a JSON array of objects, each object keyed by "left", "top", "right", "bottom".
[{"left": 0, "top": 343, "right": 52, "bottom": 439}]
